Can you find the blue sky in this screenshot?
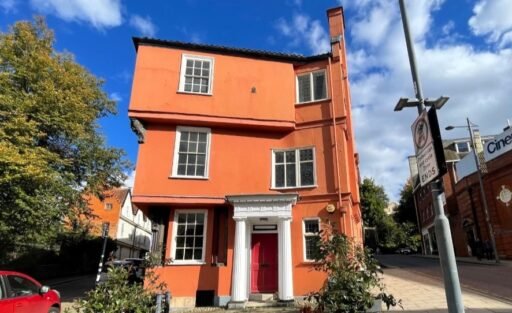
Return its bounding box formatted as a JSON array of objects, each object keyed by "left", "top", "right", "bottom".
[{"left": 1, "top": 0, "right": 511, "bottom": 200}]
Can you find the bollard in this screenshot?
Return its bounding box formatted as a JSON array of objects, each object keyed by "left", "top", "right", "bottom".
[
  {"left": 165, "top": 292, "right": 172, "bottom": 313},
  {"left": 155, "top": 293, "right": 163, "bottom": 313}
]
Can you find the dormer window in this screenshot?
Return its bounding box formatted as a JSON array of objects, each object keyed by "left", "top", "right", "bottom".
[
  {"left": 179, "top": 54, "right": 214, "bottom": 95},
  {"left": 296, "top": 70, "right": 327, "bottom": 104}
]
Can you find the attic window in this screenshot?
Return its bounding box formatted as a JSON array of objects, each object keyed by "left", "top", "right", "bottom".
[
  {"left": 105, "top": 203, "right": 113, "bottom": 211},
  {"left": 179, "top": 54, "right": 214, "bottom": 95}
]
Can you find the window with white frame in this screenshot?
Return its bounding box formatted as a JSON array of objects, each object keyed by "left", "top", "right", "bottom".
[
  {"left": 272, "top": 147, "right": 315, "bottom": 188},
  {"left": 303, "top": 219, "right": 320, "bottom": 261},
  {"left": 172, "top": 127, "right": 211, "bottom": 178},
  {"left": 296, "top": 70, "right": 327, "bottom": 103},
  {"left": 455, "top": 141, "right": 470, "bottom": 153},
  {"left": 172, "top": 211, "right": 207, "bottom": 263},
  {"left": 179, "top": 55, "right": 214, "bottom": 95}
]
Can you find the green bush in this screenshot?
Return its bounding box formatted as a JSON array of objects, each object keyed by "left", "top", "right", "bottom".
[
  {"left": 67, "top": 261, "right": 167, "bottom": 313},
  {"left": 303, "top": 223, "right": 401, "bottom": 313}
]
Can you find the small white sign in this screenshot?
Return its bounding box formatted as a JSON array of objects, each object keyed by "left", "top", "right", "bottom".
[
  {"left": 484, "top": 127, "right": 512, "bottom": 161},
  {"left": 411, "top": 111, "right": 439, "bottom": 186}
]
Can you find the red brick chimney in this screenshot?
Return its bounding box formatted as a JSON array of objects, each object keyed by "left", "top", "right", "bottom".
[{"left": 327, "top": 7, "right": 345, "bottom": 59}]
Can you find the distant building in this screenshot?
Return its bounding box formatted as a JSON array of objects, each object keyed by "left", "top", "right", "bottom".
[
  {"left": 385, "top": 202, "right": 398, "bottom": 215},
  {"left": 410, "top": 125, "right": 512, "bottom": 260},
  {"left": 86, "top": 188, "right": 153, "bottom": 259}
]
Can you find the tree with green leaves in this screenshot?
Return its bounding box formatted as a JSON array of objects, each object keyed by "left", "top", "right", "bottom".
[
  {"left": 394, "top": 179, "right": 421, "bottom": 251},
  {"left": 395, "top": 178, "right": 417, "bottom": 225},
  {"left": 0, "top": 18, "right": 129, "bottom": 258},
  {"left": 360, "top": 177, "right": 389, "bottom": 228}
]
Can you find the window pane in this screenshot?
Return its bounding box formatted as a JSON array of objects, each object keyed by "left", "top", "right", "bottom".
[
  {"left": 305, "top": 236, "right": 320, "bottom": 260},
  {"left": 192, "top": 85, "right": 200, "bottom": 92},
  {"left": 184, "top": 84, "right": 192, "bottom": 92},
  {"left": 198, "top": 133, "right": 207, "bottom": 142},
  {"left": 305, "top": 220, "right": 319, "bottom": 233},
  {"left": 175, "top": 249, "right": 184, "bottom": 260},
  {"left": 196, "top": 214, "right": 204, "bottom": 224},
  {"left": 185, "top": 77, "right": 192, "bottom": 84},
  {"left": 188, "top": 141, "right": 198, "bottom": 153},
  {"left": 185, "top": 249, "right": 193, "bottom": 259},
  {"left": 177, "top": 164, "right": 186, "bottom": 175},
  {"left": 186, "top": 60, "right": 193, "bottom": 67},
  {"left": 194, "top": 249, "right": 202, "bottom": 260},
  {"left": 178, "top": 154, "right": 187, "bottom": 164},
  {"left": 179, "top": 141, "right": 188, "bottom": 152},
  {"left": 200, "top": 85, "right": 208, "bottom": 93},
  {"left": 285, "top": 151, "right": 296, "bottom": 162},
  {"left": 181, "top": 132, "right": 190, "bottom": 141},
  {"left": 300, "top": 149, "right": 313, "bottom": 161},
  {"left": 178, "top": 214, "right": 186, "bottom": 223},
  {"left": 197, "top": 155, "right": 206, "bottom": 165},
  {"left": 275, "top": 164, "right": 284, "bottom": 187},
  {"left": 185, "top": 237, "right": 194, "bottom": 248},
  {"left": 313, "top": 71, "right": 326, "bottom": 100},
  {"left": 203, "top": 62, "right": 210, "bottom": 69},
  {"left": 196, "top": 166, "right": 205, "bottom": 176},
  {"left": 195, "top": 225, "right": 204, "bottom": 236},
  {"left": 176, "top": 236, "right": 185, "bottom": 247},
  {"left": 298, "top": 74, "right": 311, "bottom": 103},
  {"left": 186, "top": 165, "right": 195, "bottom": 175},
  {"left": 275, "top": 152, "right": 284, "bottom": 163},
  {"left": 300, "top": 162, "right": 314, "bottom": 186},
  {"left": 286, "top": 164, "right": 296, "bottom": 187},
  {"left": 189, "top": 132, "right": 198, "bottom": 141},
  {"left": 195, "top": 236, "right": 203, "bottom": 247},
  {"left": 187, "top": 214, "right": 195, "bottom": 223},
  {"left": 177, "top": 225, "right": 186, "bottom": 236},
  {"left": 188, "top": 154, "right": 197, "bottom": 165},
  {"left": 202, "top": 69, "right": 209, "bottom": 76},
  {"left": 194, "top": 68, "right": 201, "bottom": 76}
]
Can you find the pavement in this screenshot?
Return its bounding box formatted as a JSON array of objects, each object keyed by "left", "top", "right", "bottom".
[
  {"left": 412, "top": 254, "right": 512, "bottom": 267},
  {"left": 52, "top": 258, "right": 512, "bottom": 313},
  {"left": 381, "top": 267, "right": 512, "bottom": 313}
]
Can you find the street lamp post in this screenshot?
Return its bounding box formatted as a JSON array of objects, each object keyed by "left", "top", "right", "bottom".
[
  {"left": 396, "top": 1, "right": 465, "bottom": 312},
  {"left": 445, "top": 118, "right": 500, "bottom": 263}
]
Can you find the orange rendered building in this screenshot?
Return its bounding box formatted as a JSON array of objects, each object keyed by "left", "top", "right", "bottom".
[{"left": 128, "top": 7, "right": 361, "bottom": 307}]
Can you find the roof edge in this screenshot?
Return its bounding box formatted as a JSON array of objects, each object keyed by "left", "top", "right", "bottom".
[{"left": 132, "top": 37, "right": 330, "bottom": 63}]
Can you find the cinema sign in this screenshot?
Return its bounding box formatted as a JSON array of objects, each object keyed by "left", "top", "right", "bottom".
[{"left": 484, "top": 127, "right": 512, "bottom": 161}]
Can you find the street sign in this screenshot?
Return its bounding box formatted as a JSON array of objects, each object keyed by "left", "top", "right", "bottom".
[{"left": 411, "top": 110, "right": 442, "bottom": 186}]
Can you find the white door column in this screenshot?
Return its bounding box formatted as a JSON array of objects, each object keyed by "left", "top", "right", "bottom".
[
  {"left": 231, "top": 217, "right": 247, "bottom": 302},
  {"left": 278, "top": 217, "right": 294, "bottom": 301}
]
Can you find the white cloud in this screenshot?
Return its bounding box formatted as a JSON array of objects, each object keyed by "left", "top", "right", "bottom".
[
  {"left": 129, "top": 15, "right": 157, "bottom": 37},
  {"left": 469, "top": 0, "right": 512, "bottom": 46},
  {"left": 276, "top": 14, "right": 330, "bottom": 55},
  {"left": 110, "top": 92, "right": 122, "bottom": 102},
  {"left": 30, "top": 0, "right": 122, "bottom": 29},
  {"left": 340, "top": 0, "right": 512, "bottom": 200},
  {"left": 0, "top": 0, "right": 17, "bottom": 13},
  {"left": 123, "top": 170, "right": 136, "bottom": 190}
]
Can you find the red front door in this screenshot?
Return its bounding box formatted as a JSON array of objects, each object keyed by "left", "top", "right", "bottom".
[{"left": 251, "top": 233, "right": 278, "bottom": 293}]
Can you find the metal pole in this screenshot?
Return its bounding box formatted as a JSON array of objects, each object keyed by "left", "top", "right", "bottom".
[
  {"left": 431, "top": 181, "right": 465, "bottom": 312},
  {"left": 399, "top": 0, "right": 425, "bottom": 114},
  {"left": 399, "top": 1, "right": 464, "bottom": 312},
  {"left": 95, "top": 223, "right": 109, "bottom": 285},
  {"left": 467, "top": 118, "right": 500, "bottom": 263}
]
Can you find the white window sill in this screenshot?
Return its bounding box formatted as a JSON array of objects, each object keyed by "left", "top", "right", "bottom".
[
  {"left": 271, "top": 185, "right": 317, "bottom": 190},
  {"left": 167, "top": 261, "right": 207, "bottom": 266},
  {"left": 177, "top": 90, "right": 212, "bottom": 96},
  {"left": 170, "top": 175, "right": 209, "bottom": 180},
  {"left": 295, "top": 98, "right": 330, "bottom": 105}
]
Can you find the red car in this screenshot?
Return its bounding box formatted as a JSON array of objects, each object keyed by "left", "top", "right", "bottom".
[{"left": 0, "top": 271, "right": 60, "bottom": 313}]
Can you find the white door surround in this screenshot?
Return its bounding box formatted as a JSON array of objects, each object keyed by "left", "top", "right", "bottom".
[{"left": 226, "top": 194, "right": 298, "bottom": 303}]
